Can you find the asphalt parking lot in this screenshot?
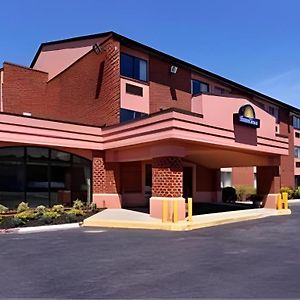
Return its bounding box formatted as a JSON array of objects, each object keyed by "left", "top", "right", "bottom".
[{"left": 1, "top": 204, "right": 300, "bottom": 299}]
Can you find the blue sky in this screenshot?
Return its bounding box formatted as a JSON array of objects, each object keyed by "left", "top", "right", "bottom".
[{"left": 1, "top": 0, "right": 300, "bottom": 107}]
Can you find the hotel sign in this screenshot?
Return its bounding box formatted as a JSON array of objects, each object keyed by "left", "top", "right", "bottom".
[{"left": 237, "top": 104, "right": 260, "bottom": 128}]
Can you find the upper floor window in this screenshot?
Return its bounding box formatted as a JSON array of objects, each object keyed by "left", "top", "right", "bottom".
[
  {"left": 295, "top": 146, "right": 300, "bottom": 158},
  {"left": 120, "top": 53, "right": 148, "bottom": 82},
  {"left": 268, "top": 105, "right": 279, "bottom": 123},
  {"left": 293, "top": 116, "right": 300, "bottom": 130},
  {"left": 191, "top": 79, "right": 209, "bottom": 95}
]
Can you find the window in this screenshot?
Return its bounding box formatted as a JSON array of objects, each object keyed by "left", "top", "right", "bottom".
[
  {"left": 191, "top": 79, "right": 209, "bottom": 95},
  {"left": 293, "top": 116, "right": 300, "bottom": 130},
  {"left": 268, "top": 106, "right": 279, "bottom": 123},
  {"left": 295, "top": 132, "right": 300, "bottom": 138},
  {"left": 295, "top": 146, "right": 300, "bottom": 158},
  {"left": 126, "top": 83, "right": 143, "bottom": 96},
  {"left": 214, "top": 86, "right": 226, "bottom": 95},
  {"left": 120, "top": 108, "right": 147, "bottom": 123},
  {"left": 296, "top": 162, "right": 300, "bottom": 168},
  {"left": 120, "top": 53, "right": 147, "bottom": 81}
]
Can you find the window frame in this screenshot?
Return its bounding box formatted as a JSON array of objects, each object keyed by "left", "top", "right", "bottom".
[
  {"left": 191, "top": 79, "right": 210, "bottom": 96},
  {"left": 120, "top": 52, "right": 148, "bottom": 82}
]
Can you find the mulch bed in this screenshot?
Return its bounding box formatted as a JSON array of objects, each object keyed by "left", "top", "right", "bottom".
[{"left": 0, "top": 210, "right": 100, "bottom": 229}]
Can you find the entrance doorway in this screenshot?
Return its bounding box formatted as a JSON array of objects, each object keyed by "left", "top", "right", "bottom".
[{"left": 183, "top": 166, "right": 193, "bottom": 200}]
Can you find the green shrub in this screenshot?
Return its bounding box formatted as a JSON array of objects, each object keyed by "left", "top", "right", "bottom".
[
  {"left": 73, "top": 199, "right": 84, "bottom": 210},
  {"left": 17, "top": 202, "right": 29, "bottom": 213},
  {"left": 0, "top": 216, "right": 25, "bottom": 228},
  {"left": 36, "top": 205, "right": 46, "bottom": 214},
  {"left": 280, "top": 187, "right": 293, "bottom": 199},
  {"left": 16, "top": 210, "right": 37, "bottom": 221},
  {"left": 0, "top": 204, "right": 8, "bottom": 214},
  {"left": 65, "top": 213, "right": 78, "bottom": 223},
  {"left": 40, "top": 211, "right": 60, "bottom": 224},
  {"left": 235, "top": 185, "right": 256, "bottom": 201},
  {"left": 222, "top": 187, "right": 237, "bottom": 203},
  {"left": 66, "top": 208, "right": 84, "bottom": 216},
  {"left": 89, "top": 202, "right": 97, "bottom": 211},
  {"left": 293, "top": 187, "right": 300, "bottom": 199},
  {"left": 52, "top": 204, "right": 64, "bottom": 214}
]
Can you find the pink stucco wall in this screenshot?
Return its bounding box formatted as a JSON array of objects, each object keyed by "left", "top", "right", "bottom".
[
  {"left": 120, "top": 78, "right": 149, "bottom": 113},
  {"left": 33, "top": 37, "right": 108, "bottom": 80}
]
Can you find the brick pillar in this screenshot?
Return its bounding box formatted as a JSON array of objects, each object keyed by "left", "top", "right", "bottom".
[
  {"left": 257, "top": 166, "right": 280, "bottom": 208},
  {"left": 92, "top": 153, "right": 121, "bottom": 208},
  {"left": 150, "top": 157, "right": 185, "bottom": 220}
]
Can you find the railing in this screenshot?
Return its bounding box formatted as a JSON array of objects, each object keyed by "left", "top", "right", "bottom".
[
  {"left": 161, "top": 198, "right": 193, "bottom": 223},
  {"left": 277, "top": 192, "right": 288, "bottom": 210}
]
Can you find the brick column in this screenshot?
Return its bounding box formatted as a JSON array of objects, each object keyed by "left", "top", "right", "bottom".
[
  {"left": 257, "top": 166, "right": 280, "bottom": 208},
  {"left": 150, "top": 157, "right": 185, "bottom": 220},
  {"left": 92, "top": 153, "right": 121, "bottom": 208}
]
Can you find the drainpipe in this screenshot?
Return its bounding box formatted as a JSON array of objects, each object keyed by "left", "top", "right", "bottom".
[{"left": 0, "top": 70, "right": 3, "bottom": 112}]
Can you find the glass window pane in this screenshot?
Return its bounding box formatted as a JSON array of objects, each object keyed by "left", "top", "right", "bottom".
[
  {"left": 138, "top": 59, "right": 147, "bottom": 81},
  {"left": 27, "top": 147, "right": 49, "bottom": 161},
  {"left": 192, "top": 80, "right": 201, "bottom": 95},
  {"left": 120, "top": 53, "right": 134, "bottom": 78},
  {"left": 200, "top": 82, "right": 209, "bottom": 93},
  {"left": 51, "top": 150, "right": 71, "bottom": 162},
  {"left": 0, "top": 147, "right": 24, "bottom": 161}
]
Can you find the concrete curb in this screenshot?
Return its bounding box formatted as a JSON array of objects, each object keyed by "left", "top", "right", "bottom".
[
  {"left": 288, "top": 199, "right": 300, "bottom": 204},
  {"left": 83, "top": 208, "right": 292, "bottom": 231},
  {"left": 0, "top": 223, "right": 80, "bottom": 234}
]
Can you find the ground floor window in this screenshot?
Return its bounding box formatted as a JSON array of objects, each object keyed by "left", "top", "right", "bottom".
[
  {"left": 0, "top": 147, "right": 91, "bottom": 209},
  {"left": 295, "top": 175, "right": 300, "bottom": 188}
]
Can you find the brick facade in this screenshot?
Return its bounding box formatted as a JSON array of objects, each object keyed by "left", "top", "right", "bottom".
[
  {"left": 92, "top": 154, "right": 120, "bottom": 194},
  {"left": 2, "top": 38, "right": 120, "bottom": 127},
  {"left": 152, "top": 157, "right": 183, "bottom": 197}
]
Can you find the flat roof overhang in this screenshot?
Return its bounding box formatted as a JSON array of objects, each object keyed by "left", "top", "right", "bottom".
[{"left": 0, "top": 109, "right": 288, "bottom": 168}]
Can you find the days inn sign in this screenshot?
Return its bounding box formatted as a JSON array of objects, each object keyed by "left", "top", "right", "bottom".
[{"left": 237, "top": 104, "right": 260, "bottom": 128}]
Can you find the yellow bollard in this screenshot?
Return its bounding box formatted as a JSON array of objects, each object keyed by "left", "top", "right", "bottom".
[
  {"left": 188, "top": 197, "right": 193, "bottom": 222},
  {"left": 282, "top": 192, "right": 288, "bottom": 209},
  {"left": 277, "top": 194, "right": 282, "bottom": 210},
  {"left": 162, "top": 200, "right": 168, "bottom": 222},
  {"left": 173, "top": 200, "right": 178, "bottom": 223}
]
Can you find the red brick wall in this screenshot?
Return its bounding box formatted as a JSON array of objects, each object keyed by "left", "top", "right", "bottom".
[
  {"left": 279, "top": 108, "right": 295, "bottom": 188},
  {"left": 3, "top": 37, "right": 120, "bottom": 127},
  {"left": 149, "top": 55, "right": 191, "bottom": 113},
  {"left": 257, "top": 166, "right": 280, "bottom": 194},
  {"left": 152, "top": 157, "right": 183, "bottom": 197},
  {"left": 120, "top": 162, "right": 142, "bottom": 193},
  {"left": 232, "top": 167, "right": 254, "bottom": 186},
  {"left": 3, "top": 63, "right": 48, "bottom": 114},
  {"left": 92, "top": 153, "right": 120, "bottom": 194}
]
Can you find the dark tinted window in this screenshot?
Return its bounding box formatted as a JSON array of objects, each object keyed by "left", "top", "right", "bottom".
[
  {"left": 191, "top": 79, "right": 209, "bottom": 95},
  {"left": 120, "top": 108, "right": 147, "bottom": 123},
  {"left": 120, "top": 53, "right": 147, "bottom": 81}
]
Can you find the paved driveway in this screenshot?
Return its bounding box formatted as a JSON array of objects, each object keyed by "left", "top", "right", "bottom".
[{"left": 0, "top": 204, "right": 300, "bottom": 299}]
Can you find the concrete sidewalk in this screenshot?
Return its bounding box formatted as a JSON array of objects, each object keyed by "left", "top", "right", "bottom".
[{"left": 83, "top": 207, "right": 291, "bottom": 231}]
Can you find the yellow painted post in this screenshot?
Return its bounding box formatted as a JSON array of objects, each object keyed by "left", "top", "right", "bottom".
[
  {"left": 162, "top": 200, "right": 168, "bottom": 222},
  {"left": 282, "top": 192, "right": 288, "bottom": 209},
  {"left": 173, "top": 200, "right": 178, "bottom": 223},
  {"left": 277, "top": 194, "right": 282, "bottom": 210},
  {"left": 188, "top": 197, "right": 193, "bottom": 222}
]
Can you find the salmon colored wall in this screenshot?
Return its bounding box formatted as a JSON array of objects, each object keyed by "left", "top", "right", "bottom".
[
  {"left": 120, "top": 78, "right": 149, "bottom": 113},
  {"left": 33, "top": 37, "right": 108, "bottom": 79},
  {"left": 232, "top": 167, "right": 254, "bottom": 186}
]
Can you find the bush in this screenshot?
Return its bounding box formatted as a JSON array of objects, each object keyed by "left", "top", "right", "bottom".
[
  {"left": 89, "top": 202, "right": 97, "bottom": 211},
  {"left": 73, "top": 199, "right": 84, "bottom": 210},
  {"left": 40, "top": 211, "right": 60, "bottom": 224},
  {"left": 17, "top": 202, "right": 29, "bottom": 213},
  {"left": 36, "top": 205, "right": 46, "bottom": 214},
  {"left": 52, "top": 204, "right": 64, "bottom": 214},
  {"left": 65, "top": 213, "right": 78, "bottom": 223},
  {"left": 66, "top": 208, "right": 84, "bottom": 216},
  {"left": 280, "top": 187, "right": 293, "bottom": 199},
  {"left": 293, "top": 187, "right": 300, "bottom": 199},
  {"left": 16, "top": 210, "right": 37, "bottom": 221},
  {"left": 222, "top": 187, "right": 237, "bottom": 203},
  {"left": 0, "top": 204, "right": 8, "bottom": 214},
  {"left": 1, "top": 217, "right": 25, "bottom": 228},
  {"left": 235, "top": 185, "right": 256, "bottom": 201}
]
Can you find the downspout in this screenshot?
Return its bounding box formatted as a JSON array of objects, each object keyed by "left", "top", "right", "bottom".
[{"left": 0, "top": 69, "right": 3, "bottom": 112}]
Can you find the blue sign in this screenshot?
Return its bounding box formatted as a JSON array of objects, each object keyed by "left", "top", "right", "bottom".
[{"left": 236, "top": 105, "right": 260, "bottom": 128}]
